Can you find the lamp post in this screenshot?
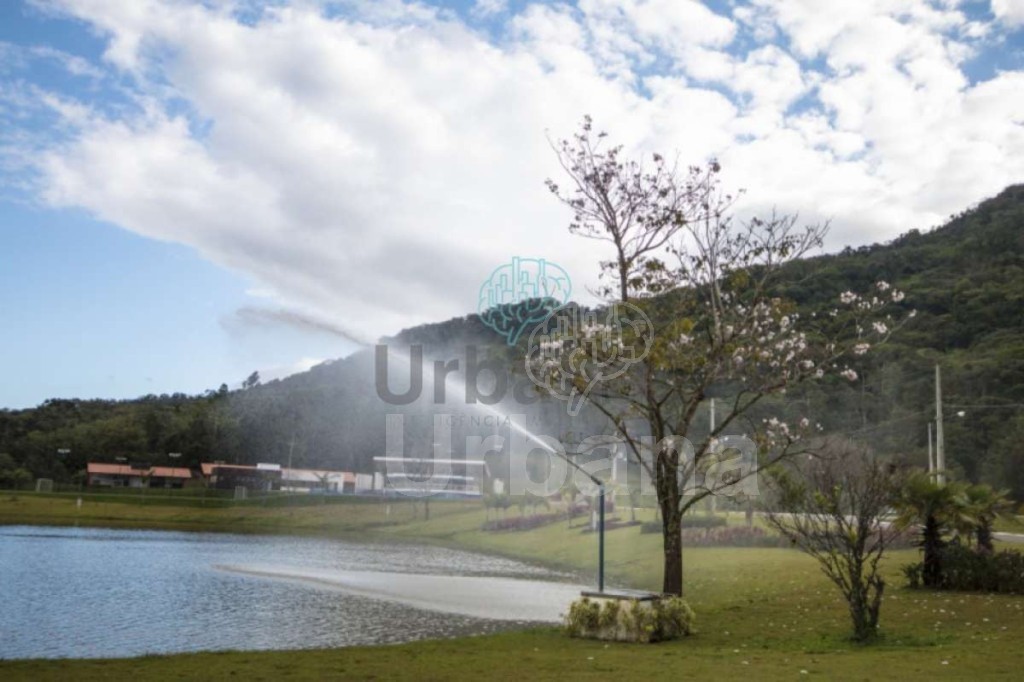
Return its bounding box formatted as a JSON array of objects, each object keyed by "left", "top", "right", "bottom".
[{"left": 558, "top": 457, "right": 607, "bottom": 593}]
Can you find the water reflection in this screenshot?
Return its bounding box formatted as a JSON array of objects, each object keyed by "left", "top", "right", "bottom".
[{"left": 0, "top": 526, "right": 578, "bottom": 660}]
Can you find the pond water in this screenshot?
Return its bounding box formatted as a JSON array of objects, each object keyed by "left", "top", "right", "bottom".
[{"left": 0, "top": 525, "right": 582, "bottom": 660}]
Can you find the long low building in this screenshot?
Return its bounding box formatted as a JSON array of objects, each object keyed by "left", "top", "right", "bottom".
[
  {"left": 200, "top": 462, "right": 364, "bottom": 493},
  {"left": 87, "top": 463, "right": 192, "bottom": 488}
]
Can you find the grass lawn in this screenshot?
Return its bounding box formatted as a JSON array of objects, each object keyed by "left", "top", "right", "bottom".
[{"left": 2, "top": 492, "right": 1024, "bottom": 680}]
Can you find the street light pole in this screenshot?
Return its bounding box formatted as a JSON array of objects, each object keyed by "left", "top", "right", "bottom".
[
  {"left": 556, "top": 454, "right": 606, "bottom": 593},
  {"left": 598, "top": 481, "right": 605, "bottom": 592}
]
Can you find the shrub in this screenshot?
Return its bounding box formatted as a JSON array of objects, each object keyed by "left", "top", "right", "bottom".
[
  {"left": 682, "top": 515, "right": 729, "bottom": 529},
  {"left": 903, "top": 545, "right": 1024, "bottom": 594},
  {"left": 565, "top": 597, "right": 601, "bottom": 633},
  {"left": 902, "top": 562, "right": 923, "bottom": 589},
  {"left": 640, "top": 520, "right": 662, "bottom": 534},
  {"left": 565, "top": 596, "right": 695, "bottom": 643}
]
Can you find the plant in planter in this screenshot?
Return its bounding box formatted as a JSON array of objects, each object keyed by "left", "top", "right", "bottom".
[{"left": 565, "top": 596, "right": 695, "bottom": 643}]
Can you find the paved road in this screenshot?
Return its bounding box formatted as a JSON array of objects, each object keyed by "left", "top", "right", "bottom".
[{"left": 994, "top": 532, "right": 1024, "bottom": 545}]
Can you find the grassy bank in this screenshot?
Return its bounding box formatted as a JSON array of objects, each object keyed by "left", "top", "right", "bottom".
[
  {"left": 2, "top": 492, "right": 1024, "bottom": 679},
  {"left": 4, "top": 624, "right": 1023, "bottom": 681}
]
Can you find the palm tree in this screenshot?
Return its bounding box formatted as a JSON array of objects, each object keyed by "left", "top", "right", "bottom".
[
  {"left": 964, "top": 484, "right": 1013, "bottom": 553},
  {"left": 893, "top": 472, "right": 971, "bottom": 588}
]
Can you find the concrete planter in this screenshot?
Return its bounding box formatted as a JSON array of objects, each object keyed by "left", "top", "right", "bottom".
[{"left": 564, "top": 590, "right": 695, "bottom": 643}]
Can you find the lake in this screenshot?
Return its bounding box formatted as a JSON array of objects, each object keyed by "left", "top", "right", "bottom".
[{"left": 0, "top": 525, "right": 582, "bottom": 660}]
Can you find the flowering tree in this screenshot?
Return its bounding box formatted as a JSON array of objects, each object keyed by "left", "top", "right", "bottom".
[{"left": 539, "top": 117, "right": 912, "bottom": 596}]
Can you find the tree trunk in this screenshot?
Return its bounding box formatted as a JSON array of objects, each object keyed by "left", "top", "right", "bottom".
[
  {"left": 656, "top": 446, "right": 684, "bottom": 595},
  {"left": 977, "top": 520, "right": 994, "bottom": 554},
  {"left": 662, "top": 511, "right": 683, "bottom": 595},
  {"left": 922, "top": 514, "right": 944, "bottom": 587}
]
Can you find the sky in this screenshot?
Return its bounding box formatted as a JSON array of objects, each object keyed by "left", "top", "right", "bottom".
[{"left": 0, "top": 0, "right": 1022, "bottom": 409}]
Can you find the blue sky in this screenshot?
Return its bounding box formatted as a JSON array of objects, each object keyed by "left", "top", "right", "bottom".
[{"left": 1, "top": 0, "right": 1022, "bottom": 408}]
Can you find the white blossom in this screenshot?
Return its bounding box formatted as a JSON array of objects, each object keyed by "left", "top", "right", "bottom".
[
  {"left": 840, "top": 368, "right": 858, "bottom": 381},
  {"left": 872, "top": 321, "right": 888, "bottom": 335},
  {"left": 854, "top": 343, "right": 870, "bottom": 356}
]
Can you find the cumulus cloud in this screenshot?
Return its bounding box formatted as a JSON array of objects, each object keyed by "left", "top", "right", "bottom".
[
  {"left": 10, "top": 0, "right": 1024, "bottom": 341},
  {"left": 992, "top": 0, "right": 1024, "bottom": 27}
]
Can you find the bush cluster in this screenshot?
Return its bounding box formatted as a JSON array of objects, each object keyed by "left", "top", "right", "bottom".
[{"left": 904, "top": 545, "right": 1024, "bottom": 594}]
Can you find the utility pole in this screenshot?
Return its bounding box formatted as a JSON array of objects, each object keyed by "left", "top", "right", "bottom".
[
  {"left": 935, "top": 365, "right": 946, "bottom": 485},
  {"left": 927, "top": 422, "right": 934, "bottom": 473}
]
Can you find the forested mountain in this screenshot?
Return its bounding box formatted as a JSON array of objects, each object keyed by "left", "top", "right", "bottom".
[{"left": 2, "top": 186, "right": 1022, "bottom": 497}]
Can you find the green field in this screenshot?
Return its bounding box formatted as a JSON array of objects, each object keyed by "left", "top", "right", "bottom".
[{"left": 2, "top": 492, "right": 1024, "bottom": 680}]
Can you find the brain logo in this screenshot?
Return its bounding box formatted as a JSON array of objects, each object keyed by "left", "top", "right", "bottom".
[
  {"left": 525, "top": 302, "right": 654, "bottom": 416},
  {"left": 478, "top": 257, "right": 572, "bottom": 345}
]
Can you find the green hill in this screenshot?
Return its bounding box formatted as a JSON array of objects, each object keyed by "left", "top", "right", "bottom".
[{"left": 2, "top": 186, "right": 1022, "bottom": 497}]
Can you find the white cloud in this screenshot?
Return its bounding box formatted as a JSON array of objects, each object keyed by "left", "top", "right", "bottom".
[
  {"left": 471, "top": 0, "right": 507, "bottom": 19},
  {"left": 11, "top": 0, "right": 1024, "bottom": 342},
  {"left": 992, "top": 0, "right": 1024, "bottom": 27}
]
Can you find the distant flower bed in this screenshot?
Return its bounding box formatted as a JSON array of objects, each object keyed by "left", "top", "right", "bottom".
[
  {"left": 802, "top": 527, "right": 917, "bottom": 551},
  {"left": 682, "top": 526, "right": 786, "bottom": 548},
  {"left": 640, "top": 515, "right": 729, "bottom": 534},
  {"left": 640, "top": 520, "right": 784, "bottom": 546},
  {"left": 481, "top": 513, "right": 561, "bottom": 532}
]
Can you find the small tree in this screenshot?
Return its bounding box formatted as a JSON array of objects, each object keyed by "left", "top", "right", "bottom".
[
  {"left": 893, "top": 472, "right": 970, "bottom": 588},
  {"left": 242, "top": 371, "right": 261, "bottom": 390},
  {"left": 765, "top": 443, "right": 903, "bottom": 642},
  {"left": 964, "top": 484, "right": 1013, "bottom": 553}
]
